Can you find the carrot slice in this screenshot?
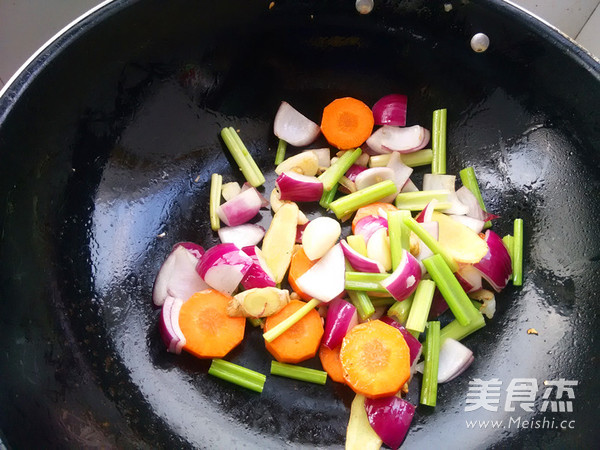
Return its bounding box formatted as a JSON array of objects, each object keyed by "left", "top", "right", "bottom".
[
  {"left": 339, "top": 320, "right": 410, "bottom": 398},
  {"left": 319, "top": 344, "right": 346, "bottom": 384},
  {"left": 179, "top": 289, "right": 246, "bottom": 359},
  {"left": 264, "top": 300, "right": 324, "bottom": 363},
  {"left": 321, "top": 97, "right": 375, "bottom": 150},
  {"left": 352, "top": 202, "right": 398, "bottom": 233},
  {"left": 288, "top": 245, "right": 317, "bottom": 301}
]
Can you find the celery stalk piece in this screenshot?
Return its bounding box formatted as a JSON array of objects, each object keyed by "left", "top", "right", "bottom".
[
  {"left": 270, "top": 361, "right": 328, "bottom": 385},
  {"left": 387, "top": 294, "right": 414, "bottom": 325},
  {"left": 403, "top": 216, "right": 458, "bottom": 272},
  {"left": 370, "top": 297, "right": 396, "bottom": 308},
  {"left": 440, "top": 306, "right": 485, "bottom": 342},
  {"left": 401, "top": 148, "right": 433, "bottom": 167},
  {"left": 319, "top": 183, "right": 338, "bottom": 209},
  {"left": 345, "top": 271, "right": 389, "bottom": 293},
  {"left": 274, "top": 138, "right": 287, "bottom": 165},
  {"left": 420, "top": 321, "right": 441, "bottom": 407},
  {"left": 209, "top": 173, "right": 222, "bottom": 231},
  {"left": 405, "top": 279, "right": 436, "bottom": 333},
  {"left": 432, "top": 108, "right": 447, "bottom": 175},
  {"left": 319, "top": 147, "right": 362, "bottom": 192},
  {"left": 459, "top": 167, "right": 491, "bottom": 228},
  {"left": 369, "top": 149, "right": 433, "bottom": 168},
  {"left": 347, "top": 234, "right": 368, "bottom": 256},
  {"left": 220, "top": 127, "right": 265, "bottom": 187},
  {"left": 502, "top": 234, "right": 514, "bottom": 262},
  {"left": 513, "top": 218, "right": 524, "bottom": 286},
  {"left": 394, "top": 190, "right": 452, "bottom": 211},
  {"left": 387, "top": 210, "right": 412, "bottom": 269},
  {"left": 329, "top": 180, "right": 397, "bottom": 219},
  {"left": 263, "top": 298, "right": 320, "bottom": 342},
  {"left": 208, "top": 359, "right": 266, "bottom": 393},
  {"left": 423, "top": 254, "right": 475, "bottom": 326},
  {"left": 347, "top": 290, "right": 375, "bottom": 321}
]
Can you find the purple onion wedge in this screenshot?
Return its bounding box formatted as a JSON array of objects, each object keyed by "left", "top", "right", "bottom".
[
  {"left": 240, "top": 246, "right": 276, "bottom": 289},
  {"left": 196, "top": 243, "right": 253, "bottom": 296},
  {"left": 340, "top": 239, "right": 386, "bottom": 273},
  {"left": 322, "top": 298, "right": 358, "bottom": 349},
  {"left": 276, "top": 171, "right": 323, "bottom": 202},
  {"left": 437, "top": 338, "right": 474, "bottom": 383},
  {"left": 473, "top": 230, "right": 512, "bottom": 292},
  {"left": 372, "top": 94, "right": 408, "bottom": 127},
  {"left": 381, "top": 250, "right": 421, "bottom": 301},
  {"left": 364, "top": 396, "right": 415, "bottom": 450},
  {"left": 152, "top": 243, "right": 209, "bottom": 306}
]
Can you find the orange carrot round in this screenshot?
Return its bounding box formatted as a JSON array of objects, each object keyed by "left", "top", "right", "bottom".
[
  {"left": 321, "top": 97, "right": 374, "bottom": 150},
  {"left": 339, "top": 320, "right": 410, "bottom": 398},
  {"left": 352, "top": 202, "right": 398, "bottom": 233},
  {"left": 264, "top": 300, "right": 324, "bottom": 363},
  {"left": 179, "top": 289, "right": 246, "bottom": 359},
  {"left": 288, "top": 245, "right": 317, "bottom": 301},
  {"left": 318, "top": 344, "right": 346, "bottom": 384}
]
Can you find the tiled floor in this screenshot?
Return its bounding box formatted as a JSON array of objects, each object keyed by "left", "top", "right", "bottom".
[{"left": 0, "top": 0, "right": 598, "bottom": 90}]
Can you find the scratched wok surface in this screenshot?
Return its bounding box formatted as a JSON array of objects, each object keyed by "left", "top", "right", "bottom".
[{"left": 0, "top": 0, "right": 599, "bottom": 448}]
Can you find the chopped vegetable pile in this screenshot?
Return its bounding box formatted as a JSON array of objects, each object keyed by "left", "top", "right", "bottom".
[{"left": 152, "top": 95, "right": 523, "bottom": 449}]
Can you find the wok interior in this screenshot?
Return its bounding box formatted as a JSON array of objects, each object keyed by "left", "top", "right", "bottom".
[{"left": 0, "top": 0, "right": 598, "bottom": 448}]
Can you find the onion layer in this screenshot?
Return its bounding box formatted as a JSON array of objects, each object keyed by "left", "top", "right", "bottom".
[
  {"left": 217, "top": 187, "right": 263, "bottom": 227},
  {"left": 322, "top": 298, "right": 357, "bottom": 349},
  {"left": 372, "top": 94, "right": 408, "bottom": 127},
  {"left": 381, "top": 250, "right": 421, "bottom": 301},
  {"left": 273, "top": 101, "right": 320, "bottom": 147},
  {"left": 276, "top": 171, "right": 323, "bottom": 202},
  {"left": 152, "top": 243, "right": 209, "bottom": 306},
  {"left": 340, "top": 239, "right": 386, "bottom": 273},
  {"left": 364, "top": 396, "right": 415, "bottom": 450},
  {"left": 473, "top": 230, "right": 512, "bottom": 292},
  {"left": 196, "top": 243, "right": 254, "bottom": 296}
]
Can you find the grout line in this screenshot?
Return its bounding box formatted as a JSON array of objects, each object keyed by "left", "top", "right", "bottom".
[{"left": 575, "top": 2, "right": 600, "bottom": 40}]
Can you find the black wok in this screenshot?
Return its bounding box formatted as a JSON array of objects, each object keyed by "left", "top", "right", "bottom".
[{"left": 0, "top": 0, "right": 599, "bottom": 448}]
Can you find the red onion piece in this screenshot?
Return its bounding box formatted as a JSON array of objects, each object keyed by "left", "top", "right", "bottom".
[
  {"left": 322, "top": 298, "right": 357, "bottom": 349},
  {"left": 273, "top": 101, "right": 320, "bottom": 147},
  {"left": 241, "top": 182, "right": 270, "bottom": 207},
  {"left": 415, "top": 199, "right": 438, "bottom": 223},
  {"left": 449, "top": 215, "right": 485, "bottom": 234},
  {"left": 159, "top": 296, "right": 186, "bottom": 354},
  {"left": 152, "top": 244, "right": 209, "bottom": 306},
  {"left": 196, "top": 243, "right": 254, "bottom": 295},
  {"left": 365, "top": 127, "right": 392, "bottom": 155},
  {"left": 455, "top": 186, "right": 499, "bottom": 223},
  {"left": 218, "top": 223, "right": 265, "bottom": 248},
  {"left": 295, "top": 222, "right": 308, "bottom": 244},
  {"left": 364, "top": 396, "right": 415, "bottom": 450},
  {"left": 423, "top": 174, "right": 468, "bottom": 215},
  {"left": 438, "top": 338, "right": 474, "bottom": 383},
  {"left": 276, "top": 171, "right": 323, "bottom": 202},
  {"left": 401, "top": 178, "right": 419, "bottom": 193},
  {"left": 372, "top": 94, "right": 408, "bottom": 127},
  {"left": 428, "top": 290, "right": 449, "bottom": 320},
  {"left": 217, "top": 187, "right": 263, "bottom": 227},
  {"left": 455, "top": 264, "right": 483, "bottom": 293},
  {"left": 473, "top": 230, "right": 512, "bottom": 292},
  {"left": 240, "top": 246, "right": 276, "bottom": 289},
  {"left": 353, "top": 215, "right": 388, "bottom": 243},
  {"left": 381, "top": 250, "right": 421, "bottom": 301},
  {"left": 379, "top": 125, "right": 429, "bottom": 153},
  {"left": 295, "top": 243, "right": 345, "bottom": 302},
  {"left": 340, "top": 239, "right": 386, "bottom": 273},
  {"left": 177, "top": 241, "right": 205, "bottom": 260},
  {"left": 344, "top": 164, "right": 367, "bottom": 182},
  {"left": 386, "top": 152, "right": 413, "bottom": 193},
  {"left": 379, "top": 317, "right": 422, "bottom": 365}
]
